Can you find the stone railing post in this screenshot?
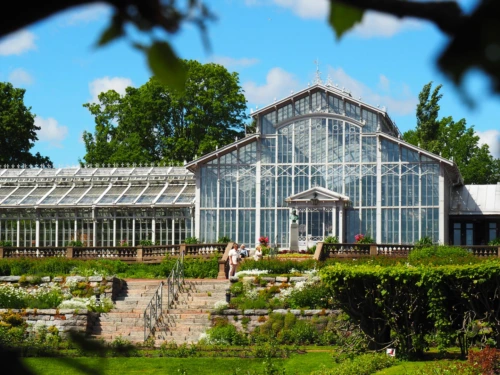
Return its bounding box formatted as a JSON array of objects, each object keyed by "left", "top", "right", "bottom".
[
  {"left": 0, "top": 247, "right": 3, "bottom": 258},
  {"left": 66, "top": 247, "right": 74, "bottom": 259},
  {"left": 136, "top": 245, "right": 143, "bottom": 263},
  {"left": 217, "top": 242, "right": 233, "bottom": 279},
  {"left": 313, "top": 242, "right": 324, "bottom": 261},
  {"left": 180, "top": 244, "right": 186, "bottom": 257},
  {"left": 497, "top": 247, "right": 500, "bottom": 258},
  {"left": 370, "top": 244, "right": 378, "bottom": 256}
]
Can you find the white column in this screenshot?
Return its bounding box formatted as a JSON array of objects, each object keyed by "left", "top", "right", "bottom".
[
  {"left": 17, "top": 218, "right": 20, "bottom": 247},
  {"left": 55, "top": 216, "right": 59, "bottom": 247},
  {"left": 151, "top": 208, "right": 156, "bottom": 244},
  {"left": 376, "top": 134, "right": 382, "bottom": 243},
  {"left": 113, "top": 216, "right": 116, "bottom": 246},
  {"left": 35, "top": 211, "right": 40, "bottom": 247},
  {"left": 439, "top": 164, "right": 446, "bottom": 244},
  {"left": 255, "top": 144, "right": 261, "bottom": 247},
  {"left": 338, "top": 204, "right": 344, "bottom": 243},
  {"left": 132, "top": 212, "right": 136, "bottom": 246},
  {"left": 195, "top": 170, "right": 201, "bottom": 240},
  {"left": 92, "top": 208, "right": 97, "bottom": 247},
  {"left": 332, "top": 204, "right": 337, "bottom": 237}
]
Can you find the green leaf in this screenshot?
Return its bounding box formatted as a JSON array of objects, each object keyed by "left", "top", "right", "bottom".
[
  {"left": 329, "top": 1, "right": 364, "bottom": 39},
  {"left": 96, "top": 14, "right": 123, "bottom": 47},
  {"left": 147, "top": 41, "right": 187, "bottom": 93}
]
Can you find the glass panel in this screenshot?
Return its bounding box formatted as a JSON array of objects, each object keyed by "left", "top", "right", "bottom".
[
  {"left": 95, "top": 185, "right": 128, "bottom": 204},
  {"left": 19, "top": 187, "right": 52, "bottom": 205},
  {"left": 421, "top": 164, "right": 439, "bottom": 206},
  {"left": 2, "top": 187, "right": 33, "bottom": 205},
  {"left": 490, "top": 222, "right": 497, "bottom": 242},
  {"left": 261, "top": 166, "right": 276, "bottom": 208},
  {"left": 362, "top": 136, "right": 377, "bottom": 162},
  {"left": 362, "top": 108, "right": 378, "bottom": 133},
  {"left": 311, "top": 91, "right": 327, "bottom": 112},
  {"left": 453, "top": 222, "right": 461, "bottom": 245},
  {"left": 466, "top": 223, "right": 473, "bottom": 246},
  {"left": 77, "top": 186, "right": 107, "bottom": 205},
  {"left": 328, "top": 94, "right": 343, "bottom": 114},
  {"left": 402, "top": 164, "right": 419, "bottom": 206},
  {"left": 219, "top": 210, "right": 236, "bottom": 242},
  {"left": 294, "top": 165, "right": 309, "bottom": 194},
  {"left": 328, "top": 120, "right": 343, "bottom": 163},
  {"left": 238, "top": 142, "right": 257, "bottom": 164},
  {"left": 277, "top": 166, "right": 292, "bottom": 207},
  {"left": 294, "top": 96, "right": 309, "bottom": 115},
  {"left": 311, "top": 165, "right": 326, "bottom": 188},
  {"left": 345, "top": 102, "right": 360, "bottom": 121},
  {"left": 238, "top": 210, "right": 256, "bottom": 248},
  {"left": 277, "top": 209, "right": 289, "bottom": 247},
  {"left": 277, "top": 104, "right": 293, "bottom": 123},
  {"left": 59, "top": 187, "right": 89, "bottom": 205},
  {"left": 135, "top": 185, "right": 164, "bottom": 204},
  {"left": 155, "top": 185, "right": 183, "bottom": 204},
  {"left": 361, "top": 209, "right": 376, "bottom": 239},
  {"left": 347, "top": 209, "right": 360, "bottom": 242},
  {"left": 382, "top": 164, "right": 399, "bottom": 207},
  {"left": 261, "top": 111, "right": 276, "bottom": 134},
  {"left": 294, "top": 119, "right": 309, "bottom": 163},
  {"left": 345, "top": 165, "right": 360, "bottom": 207},
  {"left": 381, "top": 139, "right": 399, "bottom": 162},
  {"left": 277, "top": 124, "right": 293, "bottom": 163},
  {"left": 39, "top": 219, "right": 56, "bottom": 246},
  {"left": 382, "top": 208, "right": 399, "bottom": 243},
  {"left": 401, "top": 208, "right": 419, "bottom": 244},
  {"left": 200, "top": 210, "right": 216, "bottom": 243},
  {"left": 261, "top": 138, "right": 276, "bottom": 164},
  {"left": 311, "top": 118, "right": 327, "bottom": 163},
  {"left": 238, "top": 166, "right": 256, "bottom": 208},
  {"left": 260, "top": 209, "right": 276, "bottom": 248},
  {"left": 421, "top": 208, "right": 439, "bottom": 243},
  {"left": 200, "top": 166, "right": 217, "bottom": 208},
  {"left": 219, "top": 166, "right": 237, "bottom": 208},
  {"left": 361, "top": 165, "right": 376, "bottom": 207},
  {"left": 401, "top": 147, "right": 419, "bottom": 162},
  {"left": 327, "top": 165, "right": 343, "bottom": 193},
  {"left": 344, "top": 123, "right": 360, "bottom": 162}
]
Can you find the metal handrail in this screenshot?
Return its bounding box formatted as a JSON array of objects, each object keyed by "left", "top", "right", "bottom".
[
  {"left": 143, "top": 250, "right": 184, "bottom": 341},
  {"left": 143, "top": 281, "right": 163, "bottom": 341}
]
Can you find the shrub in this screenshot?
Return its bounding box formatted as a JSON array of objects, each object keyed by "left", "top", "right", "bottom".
[
  {"left": 0, "top": 241, "right": 12, "bottom": 247},
  {"left": 324, "top": 236, "right": 339, "bottom": 244},
  {"left": 139, "top": 240, "right": 153, "bottom": 246},
  {"left": 488, "top": 238, "right": 500, "bottom": 246},
  {"left": 66, "top": 240, "right": 83, "bottom": 247},
  {"left": 354, "top": 234, "right": 374, "bottom": 244},
  {"left": 408, "top": 245, "right": 476, "bottom": 265},
  {"left": 415, "top": 236, "right": 434, "bottom": 248},
  {"left": 217, "top": 236, "right": 232, "bottom": 244},
  {"left": 205, "top": 320, "right": 248, "bottom": 345},
  {"left": 184, "top": 237, "right": 199, "bottom": 244},
  {"left": 311, "top": 353, "right": 396, "bottom": 375}
]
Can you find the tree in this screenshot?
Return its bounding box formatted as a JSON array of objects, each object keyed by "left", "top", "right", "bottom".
[
  {"left": 82, "top": 60, "right": 247, "bottom": 165},
  {"left": 0, "top": 82, "right": 52, "bottom": 167},
  {"left": 403, "top": 82, "right": 498, "bottom": 184}
]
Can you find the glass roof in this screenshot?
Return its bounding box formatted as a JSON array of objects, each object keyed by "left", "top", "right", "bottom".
[{"left": 0, "top": 167, "right": 197, "bottom": 207}]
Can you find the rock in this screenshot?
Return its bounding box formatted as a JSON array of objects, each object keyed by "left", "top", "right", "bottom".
[
  {"left": 275, "top": 277, "right": 288, "bottom": 283},
  {"left": 289, "top": 277, "right": 307, "bottom": 282},
  {"left": 65, "top": 276, "right": 86, "bottom": 285},
  {"left": 41, "top": 276, "right": 51, "bottom": 283},
  {"left": 88, "top": 276, "right": 103, "bottom": 282},
  {"left": 0, "top": 276, "right": 20, "bottom": 282}
]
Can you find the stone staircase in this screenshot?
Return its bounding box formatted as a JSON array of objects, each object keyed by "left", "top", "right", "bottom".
[{"left": 89, "top": 279, "right": 228, "bottom": 345}]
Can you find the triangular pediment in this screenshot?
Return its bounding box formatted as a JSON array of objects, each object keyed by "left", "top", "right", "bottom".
[{"left": 285, "top": 186, "right": 349, "bottom": 203}]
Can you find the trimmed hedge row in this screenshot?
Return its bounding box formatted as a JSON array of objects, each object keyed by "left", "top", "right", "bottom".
[{"left": 321, "top": 259, "right": 500, "bottom": 358}]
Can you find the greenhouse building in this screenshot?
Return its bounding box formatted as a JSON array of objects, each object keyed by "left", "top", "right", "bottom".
[{"left": 1, "top": 79, "right": 499, "bottom": 249}]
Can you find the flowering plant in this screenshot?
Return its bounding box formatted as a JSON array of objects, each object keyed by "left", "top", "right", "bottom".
[
  {"left": 354, "top": 234, "right": 375, "bottom": 244},
  {"left": 258, "top": 236, "right": 269, "bottom": 246}
]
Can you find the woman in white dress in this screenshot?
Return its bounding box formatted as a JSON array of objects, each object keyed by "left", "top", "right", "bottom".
[{"left": 253, "top": 245, "right": 263, "bottom": 261}]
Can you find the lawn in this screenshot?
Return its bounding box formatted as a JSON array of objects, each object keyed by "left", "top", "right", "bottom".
[{"left": 23, "top": 352, "right": 336, "bottom": 375}]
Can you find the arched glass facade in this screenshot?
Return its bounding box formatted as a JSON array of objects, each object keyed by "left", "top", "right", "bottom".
[{"left": 194, "top": 84, "right": 452, "bottom": 248}]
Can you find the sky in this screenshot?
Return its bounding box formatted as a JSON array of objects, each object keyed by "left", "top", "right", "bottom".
[{"left": 1, "top": 0, "right": 499, "bottom": 167}]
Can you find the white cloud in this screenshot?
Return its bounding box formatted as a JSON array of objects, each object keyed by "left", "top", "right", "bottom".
[
  {"left": 89, "top": 76, "right": 133, "bottom": 103},
  {"left": 61, "top": 4, "right": 111, "bottom": 26},
  {"left": 327, "top": 66, "right": 417, "bottom": 116},
  {"left": 378, "top": 74, "right": 390, "bottom": 92},
  {"left": 477, "top": 130, "right": 500, "bottom": 158},
  {"left": 211, "top": 56, "right": 259, "bottom": 68},
  {"left": 352, "top": 11, "right": 422, "bottom": 38},
  {"left": 272, "top": 0, "right": 328, "bottom": 19},
  {"left": 35, "top": 117, "right": 69, "bottom": 148},
  {"left": 0, "top": 30, "right": 36, "bottom": 56},
  {"left": 243, "top": 67, "right": 301, "bottom": 105},
  {"left": 8, "top": 68, "right": 34, "bottom": 86}
]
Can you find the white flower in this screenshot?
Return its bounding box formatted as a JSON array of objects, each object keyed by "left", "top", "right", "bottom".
[
  {"left": 214, "top": 300, "right": 229, "bottom": 312},
  {"left": 234, "top": 269, "right": 269, "bottom": 277}
]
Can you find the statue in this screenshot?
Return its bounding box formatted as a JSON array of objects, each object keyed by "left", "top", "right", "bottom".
[{"left": 290, "top": 209, "right": 298, "bottom": 223}]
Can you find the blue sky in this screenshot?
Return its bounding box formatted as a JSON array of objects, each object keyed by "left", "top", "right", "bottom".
[{"left": 1, "top": 0, "right": 499, "bottom": 166}]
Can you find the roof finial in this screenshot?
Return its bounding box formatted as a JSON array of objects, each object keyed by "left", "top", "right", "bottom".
[
  {"left": 326, "top": 74, "right": 333, "bottom": 87},
  {"left": 313, "top": 58, "right": 322, "bottom": 85}
]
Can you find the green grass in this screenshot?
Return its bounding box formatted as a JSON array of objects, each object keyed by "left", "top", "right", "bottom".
[
  {"left": 23, "top": 352, "right": 335, "bottom": 375},
  {"left": 373, "top": 359, "right": 466, "bottom": 375}
]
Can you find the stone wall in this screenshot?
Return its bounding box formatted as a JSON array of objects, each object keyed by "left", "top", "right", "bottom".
[
  {"left": 0, "top": 308, "right": 88, "bottom": 336},
  {"left": 211, "top": 309, "right": 341, "bottom": 332},
  {"left": 0, "top": 275, "right": 123, "bottom": 301}
]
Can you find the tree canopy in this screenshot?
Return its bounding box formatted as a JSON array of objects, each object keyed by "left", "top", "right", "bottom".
[
  {"left": 0, "top": 82, "right": 52, "bottom": 167},
  {"left": 82, "top": 60, "right": 247, "bottom": 166},
  {"left": 403, "top": 82, "right": 499, "bottom": 185}
]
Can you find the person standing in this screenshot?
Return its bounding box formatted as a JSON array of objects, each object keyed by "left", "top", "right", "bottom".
[
  {"left": 254, "top": 245, "right": 263, "bottom": 261},
  {"left": 228, "top": 243, "right": 240, "bottom": 277}
]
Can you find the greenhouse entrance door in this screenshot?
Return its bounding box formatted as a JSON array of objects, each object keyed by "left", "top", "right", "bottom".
[{"left": 285, "top": 187, "right": 350, "bottom": 249}]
